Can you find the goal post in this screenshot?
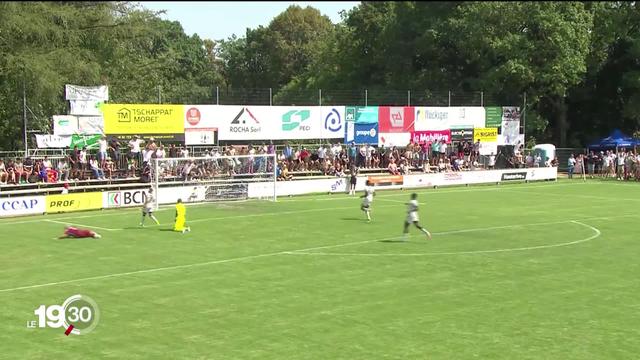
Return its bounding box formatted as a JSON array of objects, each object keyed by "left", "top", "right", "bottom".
[{"left": 151, "top": 153, "right": 278, "bottom": 210}]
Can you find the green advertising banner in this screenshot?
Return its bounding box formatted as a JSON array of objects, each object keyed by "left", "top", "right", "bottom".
[
  {"left": 484, "top": 107, "right": 502, "bottom": 128},
  {"left": 345, "top": 106, "right": 379, "bottom": 124},
  {"left": 70, "top": 134, "right": 101, "bottom": 150}
]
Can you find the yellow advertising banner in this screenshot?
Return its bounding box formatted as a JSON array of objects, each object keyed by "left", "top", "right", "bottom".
[
  {"left": 46, "top": 192, "right": 103, "bottom": 213},
  {"left": 102, "top": 104, "right": 184, "bottom": 134},
  {"left": 473, "top": 127, "right": 498, "bottom": 142}
]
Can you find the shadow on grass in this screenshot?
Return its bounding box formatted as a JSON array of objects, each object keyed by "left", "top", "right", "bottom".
[{"left": 340, "top": 217, "right": 366, "bottom": 221}]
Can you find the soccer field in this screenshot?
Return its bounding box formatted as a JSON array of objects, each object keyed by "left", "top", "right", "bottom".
[{"left": 1, "top": 179, "right": 639, "bottom": 359}]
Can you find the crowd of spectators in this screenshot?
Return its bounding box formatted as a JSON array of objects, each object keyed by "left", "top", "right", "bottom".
[
  {"left": 7, "top": 138, "right": 635, "bottom": 187},
  {"left": 570, "top": 150, "right": 640, "bottom": 180}
]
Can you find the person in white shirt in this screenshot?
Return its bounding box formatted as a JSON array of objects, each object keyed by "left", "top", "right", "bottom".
[
  {"left": 360, "top": 186, "right": 375, "bottom": 222},
  {"left": 155, "top": 145, "right": 166, "bottom": 159},
  {"left": 180, "top": 147, "right": 189, "bottom": 158},
  {"left": 317, "top": 145, "right": 326, "bottom": 164},
  {"left": 403, "top": 193, "right": 432, "bottom": 240},
  {"left": 143, "top": 147, "right": 154, "bottom": 165},
  {"left": 89, "top": 156, "right": 105, "bottom": 180},
  {"left": 128, "top": 135, "right": 144, "bottom": 157},
  {"left": 488, "top": 152, "right": 496, "bottom": 170},
  {"left": 98, "top": 136, "right": 108, "bottom": 166},
  {"left": 57, "top": 159, "right": 69, "bottom": 182},
  {"left": 616, "top": 151, "right": 625, "bottom": 180},
  {"left": 139, "top": 188, "right": 160, "bottom": 227}
]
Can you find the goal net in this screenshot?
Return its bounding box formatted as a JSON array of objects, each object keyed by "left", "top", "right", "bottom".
[{"left": 151, "top": 153, "right": 277, "bottom": 209}]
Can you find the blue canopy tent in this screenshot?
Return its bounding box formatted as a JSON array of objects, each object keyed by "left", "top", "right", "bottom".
[{"left": 587, "top": 129, "right": 640, "bottom": 150}]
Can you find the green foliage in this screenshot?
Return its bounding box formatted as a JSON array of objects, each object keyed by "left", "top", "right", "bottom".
[
  {"left": 0, "top": 1, "right": 224, "bottom": 150},
  {"left": 1, "top": 1, "right": 639, "bottom": 150}
]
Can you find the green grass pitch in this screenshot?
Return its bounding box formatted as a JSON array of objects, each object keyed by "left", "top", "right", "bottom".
[{"left": 1, "top": 179, "right": 639, "bottom": 359}]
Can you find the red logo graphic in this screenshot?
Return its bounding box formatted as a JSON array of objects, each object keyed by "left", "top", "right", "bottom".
[
  {"left": 378, "top": 107, "right": 414, "bottom": 133},
  {"left": 186, "top": 107, "right": 201, "bottom": 126}
]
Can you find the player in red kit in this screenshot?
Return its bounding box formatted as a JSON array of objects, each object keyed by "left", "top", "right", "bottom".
[{"left": 59, "top": 226, "right": 102, "bottom": 239}]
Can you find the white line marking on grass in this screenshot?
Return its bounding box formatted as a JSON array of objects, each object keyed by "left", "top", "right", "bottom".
[
  {"left": 0, "top": 216, "right": 621, "bottom": 294},
  {"left": 44, "top": 219, "right": 119, "bottom": 231},
  {"left": 286, "top": 221, "right": 601, "bottom": 257}
]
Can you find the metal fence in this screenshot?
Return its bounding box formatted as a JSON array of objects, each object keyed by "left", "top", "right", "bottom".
[{"left": 206, "top": 88, "right": 516, "bottom": 107}]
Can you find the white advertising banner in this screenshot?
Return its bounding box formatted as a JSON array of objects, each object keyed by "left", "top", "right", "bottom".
[
  {"left": 103, "top": 189, "right": 149, "bottom": 209},
  {"left": 216, "top": 106, "right": 346, "bottom": 140},
  {"left": 378, "top": 132, "right": 411, "bottom": 148},
  {"left": 185, "top": 129, "right": 216, "bottom": 145},
  {"left": 479, "top": 141, "right": 498, "bottom": 156},
  {"left": 53, "top": 115, "right": 79, "bottom": 135},
  {"left": 158, "top": 186, "right": 207, "bottom": 205},
  {"left": 65, "top": 85, "right": 109, "bottom": 101},
  {"left": 247, "top": 168, "right": 557, "bottom": 198},
  {"left": 70, "top": 100, "right": 103, "bottom": 116},
  {"left": 0, "top": 196, "right": 46, "bottom": 217},
  {"left": 77, "top": 116, "right": 104, "bottom": 135},
  {"left": 414, "top": 107, "right": 485, "bottom": 131},
  {"left": 35, "top": 134, "right": 72, "bottom": 148}
]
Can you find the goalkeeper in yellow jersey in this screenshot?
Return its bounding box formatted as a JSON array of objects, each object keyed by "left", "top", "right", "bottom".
[{"left": 173, "top": 198, "right": 191, "bottom": 233}]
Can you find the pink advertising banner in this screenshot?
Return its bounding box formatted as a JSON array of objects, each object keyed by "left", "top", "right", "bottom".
[{"left": 411, "top": 130, "right": 451, "bottom": 144}]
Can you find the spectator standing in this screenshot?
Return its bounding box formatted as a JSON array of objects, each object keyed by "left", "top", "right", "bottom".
[
  {"left": 128, "top": 135, "right": 144, "bottom": 164},
  {"left": 168, "top": 144, "right": 178, "bottom": 158},
  {"left": 616, "top": 151, "right": 625, "bottom": 180},
  {"left": 568, "top": 154, "right": 576, "bottom": 179},
  {"left": 98, "top": 136, "right": 108, "bottom": 167},
  {"left": 348, "top": 142, "right": 357, "bottom": 165},
  {"left": 283, "top": 142, "right": 293, "bottom": 162},
  {"left": 108, "top": 137, "right": 119, "bottom": 165},
  {"left": 488, "top": 152, "right": 496, "bottom": 170},
  {"left": 156, "top": 144, "right": 166, "bottom": 159},
  {"left": 317, "top": 145, "right": 326, "bottom": 165},
  {"left": 79, "top": 147, "right": 88, "bottom": 180}
]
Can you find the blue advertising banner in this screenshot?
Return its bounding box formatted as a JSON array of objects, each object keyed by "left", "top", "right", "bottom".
[
  {"left": 345, "top": 106, "right": 379, "bottom": 124},
  {"left": 345, "top": 122, "right": 378, "bottom": 144}
]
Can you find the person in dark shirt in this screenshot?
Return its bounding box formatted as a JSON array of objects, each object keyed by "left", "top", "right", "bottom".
[{"left": 108, "top": 138, "right": 120, "bottom": 168}]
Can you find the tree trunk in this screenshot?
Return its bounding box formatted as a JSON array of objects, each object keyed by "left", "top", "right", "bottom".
[{"left": 552, "top": 95, "right": 568, "bottom": 147}]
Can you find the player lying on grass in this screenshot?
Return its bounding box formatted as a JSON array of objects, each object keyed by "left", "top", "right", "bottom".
[
  {"left": 174, "top": 198, "right": 191, "bottom": 234},
  {"left": 59, "top": 226, "right": 102, "bottom": 239},
  {"left": 403, "top": 193, "right": 432, "bottom": 241}
]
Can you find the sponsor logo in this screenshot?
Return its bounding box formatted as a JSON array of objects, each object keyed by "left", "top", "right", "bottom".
[
  {"left": 1, "top": 199, "right": 40, "bottom": 211},
  {"left": 451, "top": 128, "right": 474, "bottom": 140},
  {"left": 346, "top": 107, "right": 355, "bottom": 121},
  {"left": 417, "top": 109, "right": 449, "bottom": 121},
  {"left": 501, "top": 172, "right": 527, "bottom": 181},
  {"left": 390, "top": 107, "right": 403, "bottom": 128},
  {"left": 117, "top": 108, "right": 131, "bottom": 122},
  {"left": 282, "top": 110, "right": 311, "bottom": 131},
  {"left": 229, "top": 108, "right": 261, "bottom": 133},
  {"left": 330, "top": 179, "right": 344, "bottom": 192},
  {"left": 107, "top": 191, "right": 147, "bottom": 207},
  {"left": 46, "top": 193, "right": 102, "bottom": 213},
  {"left": 186, "top": 107, "right": 201, "bottom": 126},
  {"left": 117, "top": 107, "right": 174, "bottom": 123},
  {"left": 57, "top": 119, "right": 70, "bottom": 126},
  {"left": 324, "top": 108, "right": 342, "bottom": 132},
  {"left": 356, "top": 128, "right": 377, "bottom": 137}
]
